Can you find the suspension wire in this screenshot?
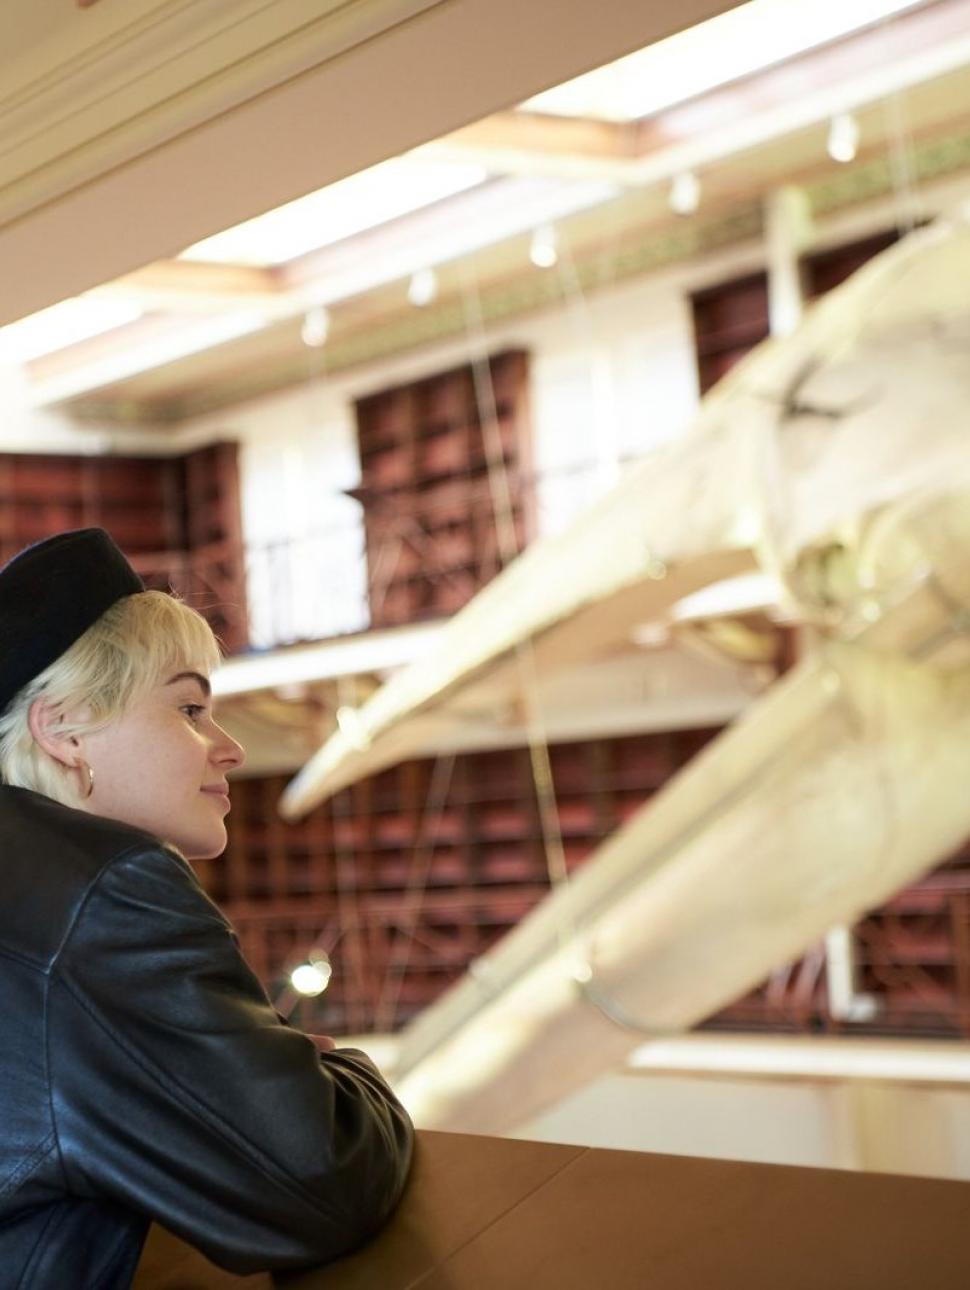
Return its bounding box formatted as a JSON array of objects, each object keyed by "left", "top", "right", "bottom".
[
  {"left": 326, "top": 671, "right": 369, "bottom": 1032},
  {"left": 850, "top": 2, "right": 924, "bottom": 244},
  {"left": 459, "top": 261, "right": 576, "bottom": 957},
  {"left": 882, "top": 89, "right": 922, "bottom": 238},
  {"left": 555, "top": 215, "right": 627, "bottom": 493},
  {"left": 460, "top": 263, "right": 523, "bottom": 571},
  {"left": 458, "top": 233, "right": 680, "bottom": 1013},
  {"left": 285, "top": 69, "right": 936, "bottom": 1040},
  {"left": 457, "top": 229, "right": 693, "bottom": 1013},
  {"left": 273, "top": 675, "right": 373, "bottom": 1027},
  {"left": 373, "top": 752, "right": 456, "bottom": 1033},
  {"left": 450, "top": 119, "right": 937, "bottom": 1037},
  {"left": 440, "top": 56, "right": 938, "bottom": 1040}
]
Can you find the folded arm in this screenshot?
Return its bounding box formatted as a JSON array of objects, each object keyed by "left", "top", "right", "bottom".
[{"left": 48, "top": 843, "right": 413, "bottom": 1273}]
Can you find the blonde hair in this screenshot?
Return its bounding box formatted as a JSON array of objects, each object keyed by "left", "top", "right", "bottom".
[{"left": 0, "top": 591, "right": 221, "bottom": 806}]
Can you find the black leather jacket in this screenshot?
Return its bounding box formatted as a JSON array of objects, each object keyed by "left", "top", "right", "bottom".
[{"left": 0, "top": 786, "right": 413, "bottom": 1288}]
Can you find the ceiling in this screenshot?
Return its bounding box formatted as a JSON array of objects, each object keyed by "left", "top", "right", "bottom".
[
  {"left": 0, "top": 0, "right": 742, "bottom": 327},
  {"left": 5, "top": 0, "right": 970, "bottom": 432}
]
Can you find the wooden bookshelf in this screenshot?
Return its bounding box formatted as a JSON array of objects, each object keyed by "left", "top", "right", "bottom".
[
  {"left": 204, "top": 728, "right": 719, "bottom": 1033},
  {"left": 802, "top": 227, "right": 901, "bottom": 299},
  {"left": 690, "top": 229, "right": 904, "bottom": 397},
  {"left": 355, "top": 350, "right": 532, "bottom": 628},
  {"left": 0, "top": 441, "right": 248, "bottom": 649},
  {"left": 690, "top": 271, "right": 769, "bottom": 395}
]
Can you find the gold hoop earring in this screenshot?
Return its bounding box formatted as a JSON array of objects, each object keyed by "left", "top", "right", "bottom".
[{"left": 77, "top": 760, "right": 95, "bottom": 800}]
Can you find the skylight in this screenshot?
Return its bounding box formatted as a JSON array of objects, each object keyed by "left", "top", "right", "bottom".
[
  {"left": 0, "top": 296, "right": 144, "bottom": 364},
  {"left": 180, "top": 158, "right": 489, "bottom": 266},
  {"left": 520, "top": 0, "right": 928, "bottom": 122}
]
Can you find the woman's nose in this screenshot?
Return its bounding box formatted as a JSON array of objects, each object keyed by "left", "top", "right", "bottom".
[{"left": 213, "top": 722, "right": 246, "bottom": 771}]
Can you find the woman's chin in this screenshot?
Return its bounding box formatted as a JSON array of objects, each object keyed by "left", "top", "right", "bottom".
[{"left": 171, "top": 827, "right": 227, "bottom": 863}]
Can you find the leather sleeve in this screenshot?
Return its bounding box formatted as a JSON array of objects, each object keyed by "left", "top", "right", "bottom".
[{"left": 46, "top": 842, "right": 414, "bottom": 1274}]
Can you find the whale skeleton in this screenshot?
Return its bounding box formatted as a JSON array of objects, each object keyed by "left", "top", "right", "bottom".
[{"left": 282, "top": 215, "right": 970, "bottom": 1130}]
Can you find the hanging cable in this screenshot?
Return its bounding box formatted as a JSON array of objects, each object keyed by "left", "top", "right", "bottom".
[
  {"left": 373, "top": 752, "right": 456, "bottom": 1032},
  {"left": 882, "top": 90, "right": 922, "bottom": 237},
  {"left": 459, "top": 262, "right": 577, "bottom": 958},
  {"left": 326, "top": 672, "right": 370, "bottom": 1032}
]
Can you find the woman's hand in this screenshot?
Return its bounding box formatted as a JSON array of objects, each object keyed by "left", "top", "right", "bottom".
[{"left": 307, "top": 1033, "right": 337, "bottom": 1052}]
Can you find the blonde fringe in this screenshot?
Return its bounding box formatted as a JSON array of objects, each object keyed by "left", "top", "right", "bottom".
[{"left": 0, "top": 592, "right": 221, "bottom": 807}]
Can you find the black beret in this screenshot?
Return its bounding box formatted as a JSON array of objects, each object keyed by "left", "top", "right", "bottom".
[{"left": 0, "top": 528, "right": 144, "bottom": 714}]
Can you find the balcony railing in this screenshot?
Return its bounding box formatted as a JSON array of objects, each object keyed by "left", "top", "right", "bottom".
[{"left": 135, "top": 457, "right": 641, "bottom": 655}]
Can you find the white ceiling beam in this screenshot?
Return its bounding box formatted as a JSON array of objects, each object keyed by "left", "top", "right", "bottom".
[{"left": 92, "top": 259, "right": 282, "bottom": 311}]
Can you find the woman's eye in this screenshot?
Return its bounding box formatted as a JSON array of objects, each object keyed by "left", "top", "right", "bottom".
[{"left": 182, "top": 704, "right": 205, "bottom": 722}]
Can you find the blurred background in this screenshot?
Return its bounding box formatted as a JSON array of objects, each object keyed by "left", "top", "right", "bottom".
[{"left": 6, "top": 0, "right": 970, "bottom": 1183}]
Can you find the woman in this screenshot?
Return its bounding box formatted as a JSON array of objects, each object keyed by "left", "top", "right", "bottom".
[{"left": 0, "top": 529, "right": 413, "bottom": 1288}]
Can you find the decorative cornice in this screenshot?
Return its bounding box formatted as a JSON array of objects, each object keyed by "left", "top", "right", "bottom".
[
  {"left": 112, "top": 204, "right": 766, "bottom": 424},
  {"left": 806, "top": 129, "right": 970, "bottom": 216}
]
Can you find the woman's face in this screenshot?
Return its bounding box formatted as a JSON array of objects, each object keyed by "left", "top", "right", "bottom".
[{"left": 78, "top": 665, "right": 245, "bottom": 860}]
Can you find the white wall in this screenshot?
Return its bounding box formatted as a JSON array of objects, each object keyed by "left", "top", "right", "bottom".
[
  {"left": 515, "top": 1068, "right": 970, "bottom": 1183},
  {"left": 527, "top": 273, "right": 700, "bottom": 535},
  {"left": 186, "top": 379, "right": 368, "bottom": 647},
  {"left": 0, "top": 359, "right": 169, "bottom": 457}
]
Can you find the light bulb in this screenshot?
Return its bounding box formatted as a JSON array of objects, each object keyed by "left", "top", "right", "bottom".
[
  {"left": 529, "top": 224, "right": 559, "bottom": 268},
  {"left": 827, "top": 113, "right": 859, "bottom": 164},
  {"left": 408, "top": 268, "right": 438, "bottom": 307},
  {"left": 669, "top": 171, "right": 700, "bottom": 216},
  {"left": 301, "top": 306, "right": 330, "bottom": 347},
  {"left": 290, "top": 958, "right": 332, "bottom": 996}
]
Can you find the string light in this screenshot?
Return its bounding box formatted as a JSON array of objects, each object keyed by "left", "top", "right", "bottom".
[
  {"left": 408, "top": 268, "right": 438, "bottom": 307},
  {"left": 529, "top": 223, "right": 559, "bottom": 268},
  {"left": 301, "top": 306, "right": 330, "bottom": 348},
  {"left": 827, "top": 112, "right": 860, "bottom": 164},
  {"left": 669, "top": 171, "right": 701, "bottom": 216}
]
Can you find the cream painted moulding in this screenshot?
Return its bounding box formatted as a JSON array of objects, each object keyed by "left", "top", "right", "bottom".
[{"left": 0, "top": 0, "right": 442, "bottom": 227}]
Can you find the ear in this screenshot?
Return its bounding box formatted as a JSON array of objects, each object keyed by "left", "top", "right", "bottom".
[{"left": 27, "top": 699, "right": 82, "bottom": 769}]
